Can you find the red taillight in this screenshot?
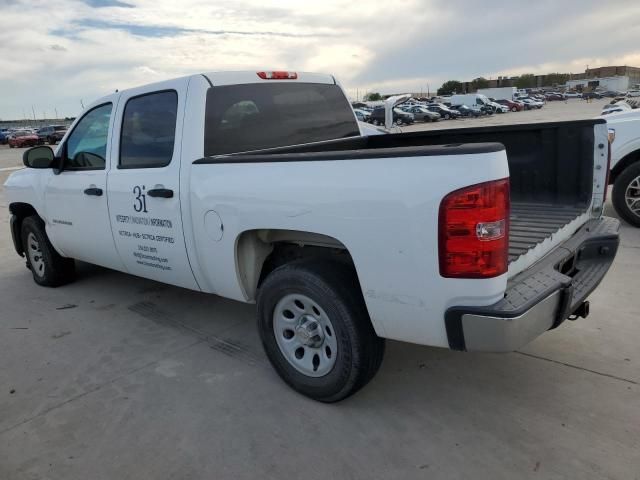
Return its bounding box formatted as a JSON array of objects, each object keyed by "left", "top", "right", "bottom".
[
  {"left": 439, "top": 178, "right": 510, "bottom": 278},
  {"left": 257, "top": 71, "right": 298, "bottom": 80}
]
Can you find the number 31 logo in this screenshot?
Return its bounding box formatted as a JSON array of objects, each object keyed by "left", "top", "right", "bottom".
[{"left": 133, "top": 185, "right": 148, "bottom": 213}]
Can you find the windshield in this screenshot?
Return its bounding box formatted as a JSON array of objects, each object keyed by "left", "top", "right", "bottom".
[{"left": 204, "top": 83, "right": 359, "bottom": 156}]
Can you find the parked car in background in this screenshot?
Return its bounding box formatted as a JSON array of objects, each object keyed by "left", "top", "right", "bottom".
[
  {"left": 495, "top": 99, "right": 523, "bottom": 112},
  {"left": 582, "top": 92, "right": 603, "bottom": 100},
  {"left": 369, "top": 107, "right": 415, "bottom": 126},
  {"left": 602, "top": 102, "right": 633, "bottom": 116},
  {"left": 450, "top": 104, "right": 482, "bottom": 117},
  {"left": 400, "top": 105, "right": 441, "bottom": 122},
  {"left": 626, "top": 90, "right": 640, "bottom": 98},
  {"left": 426, "top": 103, "right": 460, "bottom": 119},
  {"left": 8, "top": 130, "right": 39, "bottom": 148},
  {"left": 352, "top": 109, "right": 370, "bottom": 122},
  {"left": 0, "top": 129, "right": 9, "bottom": 145},
  {"left": 520, "top": 98, "right": 543, "bottom": 109},
  {"left": 545, "top": 93, "right": 566, "bottom": 101},
  {"left": 36, "top": 125, "right": 68, "bottom": 145},
  {"left": 563, "top": 91, "right": 581, "bottom": 98},
  {"left": 488, "top": 101, "right": 509, "bottom": 113}
]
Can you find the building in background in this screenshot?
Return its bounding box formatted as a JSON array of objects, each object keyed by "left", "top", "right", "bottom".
[{"left": 460, "top": 66, "right": 640, "bottom": 93}]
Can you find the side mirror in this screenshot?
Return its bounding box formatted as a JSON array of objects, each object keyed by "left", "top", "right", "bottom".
[{"left": 23, "top": 146, "right": 55, "bottom": 169}]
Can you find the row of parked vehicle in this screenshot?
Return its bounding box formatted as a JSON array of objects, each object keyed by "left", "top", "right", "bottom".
[
  {"left": 353, "top": 93, "right": 546, "bottom": 126},
  {"left": 0, "top": 125, "right": 68, "bottom": 148}
]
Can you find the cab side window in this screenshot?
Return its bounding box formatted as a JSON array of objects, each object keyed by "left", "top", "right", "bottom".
[
  {"left": 64, "top": 103, "right": 112, "bottom": 170},
  {"left": 119, "top": 91, "right": 178, "bottom": 169}
]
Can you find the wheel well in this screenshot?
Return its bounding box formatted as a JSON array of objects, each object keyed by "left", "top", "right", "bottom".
[
  {"left": 235, "top": 229, "right": 357, "bottom": 301},
  {"left": 611, "top": 150, "right": 640, "bottom": 184},
  {"left": 8, "top": 202, "right": 39, "bottom": 256}
]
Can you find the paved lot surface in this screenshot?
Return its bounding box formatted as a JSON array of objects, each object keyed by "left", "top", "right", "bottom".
[{"left": 1, "top": 100, "right": 639, "bottom": 479}]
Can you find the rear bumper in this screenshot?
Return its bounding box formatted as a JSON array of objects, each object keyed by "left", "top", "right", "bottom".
[{"left": 445, "top": 217, "right": 620, "bottom": 352}]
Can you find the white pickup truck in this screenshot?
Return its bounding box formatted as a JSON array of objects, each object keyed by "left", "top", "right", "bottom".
[
  {"left": 605, "top": 109, "right": 640, "bottom": 227},
  {"left": 5, "top": 71, "right": 620, "bottom": 402}
]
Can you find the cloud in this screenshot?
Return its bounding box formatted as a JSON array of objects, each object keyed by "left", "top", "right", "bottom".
[{"left": 0, "top": 0, "right": 639, "bottom": 119}]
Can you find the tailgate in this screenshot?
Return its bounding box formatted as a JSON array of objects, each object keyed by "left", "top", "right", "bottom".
[{"left": 445, "top": 217, "right": 620, "bottom": 352}]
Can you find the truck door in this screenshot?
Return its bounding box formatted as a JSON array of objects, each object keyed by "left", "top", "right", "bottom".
[
  {"left": 44, "top": 99, "right": 126, "bottom": 270},
  {"left": 106, "top": 80, "right": 199, "bottom": 290}
]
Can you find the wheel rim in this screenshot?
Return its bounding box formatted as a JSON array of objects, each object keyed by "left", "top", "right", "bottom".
[
  {"left": 273, "top": 293, "right": 338, "bottom": 377},
  {"left": 27, "top": 232, "right": 45, "bottom": 277},
  {"left": 625, "top": 175, "right": 640, "bottom": 218}
]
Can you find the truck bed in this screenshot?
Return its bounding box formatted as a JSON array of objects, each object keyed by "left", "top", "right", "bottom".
[
  {"left": 509, "top": 202, "right": 584, "bottom": 262},
  {"left": 204, "top": 118, "right": 604, "bottom": 276}
]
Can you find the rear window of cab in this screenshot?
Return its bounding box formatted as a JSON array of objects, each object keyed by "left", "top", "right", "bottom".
[{"left": 204, "top": 83, "right": 360, "bottom": 156}]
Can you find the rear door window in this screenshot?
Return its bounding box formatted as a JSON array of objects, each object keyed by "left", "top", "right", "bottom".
[
  {"left": 119, "top": 90, "right": 178, "bottom": 169},
  {"left": 204, "top": 83, "right": 359, "bottom": 156}
]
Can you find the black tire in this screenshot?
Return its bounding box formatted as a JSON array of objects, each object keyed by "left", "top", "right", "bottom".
[
  {"left": 21, "top": 216, "right": 75, "bottom": 287},
  {"left": 257, "top": 260, "right": 385, "bottom": 402},
  {"left": 48, "top": 136, "right": 56, "bottom": 145},
  {"left": 9, "top": 143, "right": 14, "bottom": 148},
  {"left": 612, "top": 162, "right": 640, "bottom": 227}
]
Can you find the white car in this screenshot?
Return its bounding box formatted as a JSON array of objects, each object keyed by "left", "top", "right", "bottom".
[
  {"left": 626, "top": 90, "right": 640, "bottom": 98},
  {"left": 606, "top": 109, "right": 640, "bottom": 226},
  {"left": 5, "top": 70, "right": 619, "bottom": 402},
  {"left": 601, "top": 102, "right": 632, "bottom": 116},
  {"left": 564, "top": 92, "right": 581, "bottom": 98},
  {"left": 520, "top": 98, "right": 543, "bottom": 109},
  {"left": 489, "top": 101, "right": 509, "bottom": 113},
  {"left": 352, "top": 108, "right": 370, "bottom": 122}
]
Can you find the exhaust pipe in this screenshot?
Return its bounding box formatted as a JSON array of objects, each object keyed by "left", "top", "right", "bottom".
[{"left": 569, "top": 301, "right": 590, "bottom": 320}]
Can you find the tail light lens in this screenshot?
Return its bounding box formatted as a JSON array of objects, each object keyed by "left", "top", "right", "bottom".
[{"left": 439, "top": 178, "right": 510, "bottom": 278}]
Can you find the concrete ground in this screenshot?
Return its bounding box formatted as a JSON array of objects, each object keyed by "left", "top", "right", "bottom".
[{"left": 1, "top": 99, "right": 639, "bottom": 479}]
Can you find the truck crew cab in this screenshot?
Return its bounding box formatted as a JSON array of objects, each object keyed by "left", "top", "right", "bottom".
[{"left": 6, "top": 71, "right": 620, "bottom": 402}]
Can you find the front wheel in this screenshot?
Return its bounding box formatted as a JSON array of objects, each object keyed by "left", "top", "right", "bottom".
[
  {"left": 21, "top": 216, "right": 75, "bottom": 286},
  {"left": 48, "top": 137, "right": 56, "bottom": 145},
  {"left": 257, "top": 260, "right": 385, "bottom": 402},
  {"left": 612, "top": 163, "right": 640, "bottom": 227}
]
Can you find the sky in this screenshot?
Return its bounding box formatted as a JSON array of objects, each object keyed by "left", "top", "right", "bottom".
[{"left": 1, "top": 0, "right": 640, "bottom": 119}]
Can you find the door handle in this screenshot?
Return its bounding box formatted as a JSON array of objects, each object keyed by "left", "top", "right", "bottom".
[
  {"left": 84, "top": 187, "right": 103, "bottom": 196},
  {"left": 147, "top": 188, "right": 174, "bottom": 198}
]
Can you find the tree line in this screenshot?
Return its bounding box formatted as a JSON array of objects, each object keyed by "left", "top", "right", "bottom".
[{"left": 435, "top": 73, "right": 570, "bottom": 95}]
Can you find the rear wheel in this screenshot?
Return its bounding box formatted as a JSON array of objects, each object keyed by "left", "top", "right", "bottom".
[
  {"left": 444, "top": 113, "right": 450, "bottom": 120},
  {"left": 613, "top": 162, "right": 640, "bottom": 227},
  {"left": 21, "top": 216, "right": 75, "bottom": 286},
  {"left": 48, "top": 136, "right": 56, "bottom": 145},
  {"left": 511, "top": 106, "right": 517, "bottom": 112},
  {"left": 257, "top": 260, "right": 385, "bottom": 402}
]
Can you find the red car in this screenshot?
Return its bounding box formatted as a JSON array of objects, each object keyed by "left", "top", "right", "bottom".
[
  {"left": 8, "top": 130, "right": 39, "bottom": 148},
  {"left": 496, "top": 99, "right": 523, "bottom": 112}
]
